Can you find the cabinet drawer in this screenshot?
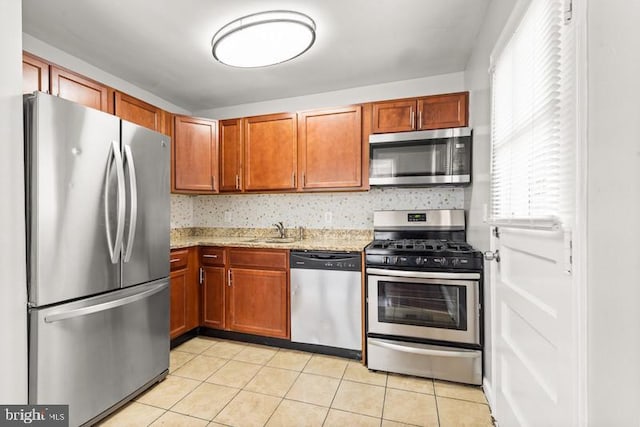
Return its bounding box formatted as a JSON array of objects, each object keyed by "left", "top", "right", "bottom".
[
  {"left": 200, "top": 247, "right": 225, "bottom": 266},
  {"left": 228, "top": 248, "right": 288, "bottom": 270},
  {"left": 169, "top": 249, "right": 189, "bottom": 271}
]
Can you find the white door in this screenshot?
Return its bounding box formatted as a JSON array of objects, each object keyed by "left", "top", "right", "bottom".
[{"left": 488, "top": 226, "right": 578, "bottom": 426}]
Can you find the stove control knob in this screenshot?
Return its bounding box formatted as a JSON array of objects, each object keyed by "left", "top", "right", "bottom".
[
  {"left": 434, "top": 257, "right": 447, "bottom": 265},
  {"left": 415, "top": 257, "right": 424, "bottom": 266}
]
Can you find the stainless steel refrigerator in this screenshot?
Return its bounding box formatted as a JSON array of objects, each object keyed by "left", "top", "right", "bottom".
[{"left": 24, "top": 92, "right": 170, "bottom": 427}]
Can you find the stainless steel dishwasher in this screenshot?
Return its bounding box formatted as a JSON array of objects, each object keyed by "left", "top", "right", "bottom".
[{"left": 290, "top": 251, "right": 362, "bottom": 351}]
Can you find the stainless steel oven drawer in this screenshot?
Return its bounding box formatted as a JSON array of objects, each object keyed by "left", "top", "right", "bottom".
[{"left": 367, "top": 337, "right": 482, "bottom": 385}]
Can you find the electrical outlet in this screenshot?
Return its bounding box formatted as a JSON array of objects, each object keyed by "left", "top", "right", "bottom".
[{"left": 324, "top": 211, "right": 333, "bottom": 225}]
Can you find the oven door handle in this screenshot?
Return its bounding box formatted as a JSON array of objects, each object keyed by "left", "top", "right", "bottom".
[
  {"left": 366, "top": 268, "right": 480, "bottom": 280},
  {"left": 368, "top": 338, "right": 479, "bottom": 358}
]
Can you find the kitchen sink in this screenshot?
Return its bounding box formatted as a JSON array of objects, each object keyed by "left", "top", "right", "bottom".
[{"left": 247, "top": 237, "right": 297, "bottom": 244}]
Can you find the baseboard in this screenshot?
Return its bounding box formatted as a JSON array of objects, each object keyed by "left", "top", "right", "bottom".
[{"left": 483, "top": 376, "right": 495, "bottom": 411}]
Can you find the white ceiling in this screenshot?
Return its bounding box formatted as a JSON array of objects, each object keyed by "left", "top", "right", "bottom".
[{"left": 22, "top": 0, "right": 490, "bottom": 112}]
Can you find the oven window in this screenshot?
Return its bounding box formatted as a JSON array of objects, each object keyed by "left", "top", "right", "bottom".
[{"left": 377, "top": 281, "right": 467, "bottom": 330}]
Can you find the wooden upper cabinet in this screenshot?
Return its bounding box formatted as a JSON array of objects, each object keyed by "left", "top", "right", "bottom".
[
  {"left": 371, "top": 92, "right": 469, "bottom": 133},
  {"left": 371, "top": 99, "right": 416, "bottom": 133},
  {"left": 22, "top": 52, "right": 50, "bottom": 94},
  {"left": 50, "top": 65, "right": 112, "bottom": 113},
  {"left": 173, "top": 115, "right": 218, "bottom": 193},
  {"left": 298, "top": 106, "right": 362, "bottom": 189},
  {"left": 417, "top": 92, "right": 468, "bottom": 130},
  {"left": 219, "top": 119, "right": 243, "bottom": 192},
  {"left": 244, "top": 113, "right": 297, "bottom": 191},
  {"left": 114, "top": 91, "right": 166, "bottom": 133}
]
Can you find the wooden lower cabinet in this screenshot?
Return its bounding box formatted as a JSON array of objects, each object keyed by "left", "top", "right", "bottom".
[
  {"left": 200, "top": 247, "right": 290, "bottom": 339},
  {"left": 169, "top": 247, "right": 199, "bottom": 339},
  {"left": 201, "top": 266, "right": 225, "bottom": 329},
  {"left": 226, "top": 268, "right": 289, "bottom": 338}
]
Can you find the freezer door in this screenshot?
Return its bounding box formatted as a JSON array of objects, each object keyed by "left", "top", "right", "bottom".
[
  {"left": 25, "top": 92, "right": 122, "bottom": 306},
  {"left": 121, "top": 121, "right": 170, "bottom": 287},
  {"left": 29, "top": 280, "right": 169, "bottom": 427}
]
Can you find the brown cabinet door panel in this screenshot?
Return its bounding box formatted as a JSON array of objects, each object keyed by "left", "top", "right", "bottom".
[
  {"left": 170, "top": 249, "right": 189, "bottom": 271},
  {"left": 227, "top": 268, "right": 288, "bottom": 338},
  {"left": 50, "top": 66, "right": 111, "bottom": 113},
  {"left": 173, "top": 115, "right": 218, "bottom": 192},
  {"left": 244, "top": 113, "right": 297, "bottom": 191},
  {"left": 202, "top": 266, "right": 225, "bottom": 329},
  {"left": 23, "top": 52, "right": 49, "bottom": 94},
  {"left": 114, "top": 91, "right": 162, "bottom": 132},
  {"left": 200, "top": 247, "right": 226, "bottom": 266},
  {"left": 417, "top": 92, "right": 469, "bottom": 130},
  {"left": 299, "top": 106, "right": 362, "bottom": 189},
  {"left": 169, "top": 269, "right": 188, "bottom": 339},
  {"left": 371, "top": 99, "right": 416, "bottom": 133},
  {"left": 228, "top": 248, "right": 288, "bottom": 270},
  {"left": 219, "top": 119, "right": 243, "bottom": 192}
]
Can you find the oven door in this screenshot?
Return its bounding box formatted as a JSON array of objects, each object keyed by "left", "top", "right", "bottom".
[{"left": 367, "top": 269, "right": 480, "bottom": 345}]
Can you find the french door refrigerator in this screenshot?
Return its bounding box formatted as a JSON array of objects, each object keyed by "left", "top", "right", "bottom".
[{"left": 24, "top": 92, "right": 170, "bottom": 427}]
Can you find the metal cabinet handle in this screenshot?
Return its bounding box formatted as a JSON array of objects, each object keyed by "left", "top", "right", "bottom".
[
  {"left": 211, "top": 175, "right": 215, "bottom": 190},
  {"left": 291, "top": 172, "right": 296, "bottom": 187},
  {"left": 303, "top": 172, "right": 306, "bottom": 187},
  {"left": 199, "top": 267, "right": 204, "bottom": 284},
  {"left": 203, "top": 254, "right": 218, "bottom": 258},
  {"left": 410, "top": 108, "right": 415, "bottom": 128},
  {"left": 227, "top": 269, "right": 232, "bottom": 286},
  {"left": 170, "top": 258, "right": 180, "bottom": 263},
  {"left": 235, "top": 174, "right": 240, "bottom": 190},
  {"left": 417, "top": 109, "right": 423, "bottom": 129},
  {"left": 123, "top": 145, "right": 137, "bottom": 263}
]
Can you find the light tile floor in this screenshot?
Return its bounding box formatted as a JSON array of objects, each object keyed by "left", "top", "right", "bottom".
[{"left": 98, "top": 336, "right": 494, "bottom": 427}]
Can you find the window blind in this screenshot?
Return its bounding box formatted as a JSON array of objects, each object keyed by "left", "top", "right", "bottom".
[{"left": 490, "top": 0, "right": 575, "bottom": 229}]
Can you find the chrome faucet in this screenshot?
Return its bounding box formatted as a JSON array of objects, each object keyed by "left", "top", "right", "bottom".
[{"left": 273, "top": 222, "right": 285, "bottom": 239}]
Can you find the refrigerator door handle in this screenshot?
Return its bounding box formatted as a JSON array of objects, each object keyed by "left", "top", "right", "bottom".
[
  {"left": 104, "top": 140, "right": 126, "bottom": 263},
  {"left": 123, "top": 144, "right": 138, "bottom": 263},
  {"left": 44, "top": 282, "right": 167, "bottom": 323}
]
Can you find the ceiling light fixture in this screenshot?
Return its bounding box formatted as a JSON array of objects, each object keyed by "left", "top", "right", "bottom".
[{"left": 211, "top": 10, "right": 316, "bottom": 68}]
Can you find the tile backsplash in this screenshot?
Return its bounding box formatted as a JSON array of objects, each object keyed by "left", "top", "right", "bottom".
[{"left": 171, "top": 187, "right": 463, "bottom": 230}]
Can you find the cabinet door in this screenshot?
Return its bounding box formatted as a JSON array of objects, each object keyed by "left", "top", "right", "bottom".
[
  {"left": 173, "top": 115, "right": 218, "bottom": 193},
  {"left": 227, "top": 268, "right": 289, "bottom": 339},
  {"left": 219, "top": 119, "right": 243, "bottom": 192},
  {"left": 298, "top": 106, "right": 362, "bottom": 189},
  {"left": 417, "top": 92, "right": 469, "bottom": 130},
  {"left": 371, "top": 99, "right": 416, "bottom": 133},
  {"left": 23, "top": 52, "right": 49, "bottom": 94},
  {"left": 202, "top": 266, "right": 226, "bottom": 329},
  {"left": 114, "top": 91, "right": 163, "bottom": 133},
  {"left": 50, "top": 66, "right": 111, "bottom": 113},
  {"left": 169, "top": 268, "right": 188, "bottom": 339},
  {"left": 244, "top": 113, "right": 297, "bottom": 191}
]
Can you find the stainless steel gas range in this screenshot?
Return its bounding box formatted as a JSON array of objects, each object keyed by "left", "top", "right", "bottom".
[{"left": 365, "top": 209, "right": 483, "bottom": 385}]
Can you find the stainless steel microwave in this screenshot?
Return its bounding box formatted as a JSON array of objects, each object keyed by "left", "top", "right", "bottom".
[{"left": 369, "top": 127, "right": 472, "bottom": 186}]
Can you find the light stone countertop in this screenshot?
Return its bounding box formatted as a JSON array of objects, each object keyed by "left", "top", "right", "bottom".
[{"left": 170, "top": 227, "right": 373, "bottom": 252}]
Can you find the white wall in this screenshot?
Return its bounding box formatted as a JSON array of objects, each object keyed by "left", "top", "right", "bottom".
[
  {"left": 22, "top": 33, "right": 191, "bottom": 115},
  {"left": 194, "top": 72, "right": 464, "bottom": 119},
  {"left": 586, "top": 0, "right": 640, "bottom": 424},
  {"left": 0, "top": 0, "right": 27, "bottom": 403},
  {"left": 462, "top": 0, "right": 517, "bottom": 405}
]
